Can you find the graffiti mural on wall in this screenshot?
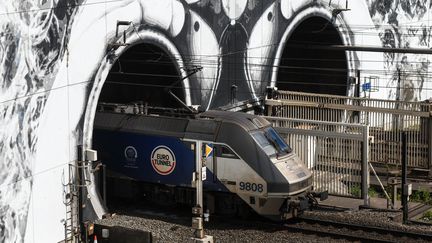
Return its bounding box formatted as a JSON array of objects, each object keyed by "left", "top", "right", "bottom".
[
  {"left": 368, "top": 0, "right": 432, "bottom": 101},
  {"left": 1, "top": 0, "right": 432, "bottom": 241},
  {"left": 0, "top": 0, "right": 82, "bottom": 241}
]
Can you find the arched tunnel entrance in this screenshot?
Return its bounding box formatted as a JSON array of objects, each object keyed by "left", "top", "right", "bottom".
[
  {"left": 99, "top": 43, "right": 184, "bottom": 107},
  {"left": 92, "top": 42, "right": 188, "bottom": 211},
  {"left": 277, "top": 17, "right": 348, "bottom": 95}
]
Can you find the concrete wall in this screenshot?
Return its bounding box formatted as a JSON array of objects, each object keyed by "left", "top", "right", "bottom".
[{"left": 1, "top": 0, "right": 432, "bottom": 242}]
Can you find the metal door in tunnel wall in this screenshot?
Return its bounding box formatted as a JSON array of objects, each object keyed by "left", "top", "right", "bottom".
[{"left": 2, "top": 0, "right": 432, "bottom": 242}]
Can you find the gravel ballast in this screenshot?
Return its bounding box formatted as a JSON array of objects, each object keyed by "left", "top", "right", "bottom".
[
  {"left": 303, "top": 209, "right": 432, "bottom": 235},
  {"left": 96, "top": 208, "right": 344, "bottom": 243},
  {"left": 96, "top": 202, "right": 432, "bottom": 242}
]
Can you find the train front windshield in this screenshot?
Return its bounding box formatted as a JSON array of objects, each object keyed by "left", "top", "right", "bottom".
[{"left": 251, "top": 127, "right": 292, "bottom": 158}]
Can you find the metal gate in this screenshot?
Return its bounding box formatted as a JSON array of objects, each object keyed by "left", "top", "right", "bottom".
[{"left": 266, "top": 116, "right": 369, "bottom": 198}]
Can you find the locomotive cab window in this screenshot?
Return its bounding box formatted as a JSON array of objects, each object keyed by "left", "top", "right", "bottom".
[
  {"left": 215, "top": 145, "right": 238, "bottom": 159},
  {"left": 251, "top": 127, "right": 292, "bottom": 158}
]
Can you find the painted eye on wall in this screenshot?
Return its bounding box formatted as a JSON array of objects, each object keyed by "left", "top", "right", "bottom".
[
  {"left": 194, "top": 21, "right": 200, "bottom": 32},
  {"left": 247, "top": 2, "right": 279, "bottom": 97},
  {"left": 267, "top": 11, "right": 273, "bottom": 21},
  {"left": 187, "top": 10, "right": 220, "bottom": 109}
]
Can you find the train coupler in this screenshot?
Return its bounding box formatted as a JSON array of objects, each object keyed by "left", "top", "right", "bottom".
[
  {"left": 280, "top": 197, "right": 310, "bottom": 220},
  {"left": 305, "top": 190, "right": 328, "bottom": 208},
  {"left": 311, "top": 190, "right": 328, "bottom": 201}
]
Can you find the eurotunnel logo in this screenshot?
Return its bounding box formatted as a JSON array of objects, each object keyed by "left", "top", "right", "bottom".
[
  {"left": 124, "top": 146, "right": 138, "bottom": 162},
  {"left": 151, "top": 145, "right": 176, "bottom": 175}
]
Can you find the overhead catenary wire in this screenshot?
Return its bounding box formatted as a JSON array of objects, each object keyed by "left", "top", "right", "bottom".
[
  {"left": 109, "top": 44, "right": 432, "bottom": 88},
  {"left": 3, "top": 51, "right": 428, "bottom": 107},
  {"left": 4, "top": 3, "right": 432, "bottom": 107},
  {"left": 3, "top": 0, "right": 432, "bottom": 30},
  {"left": 110, "top": 43, "right": 432, "bottom": 71},
  {"left": 108, "top": 61, "right": 432, "bottom": 83},
  {"left": 116, "top": 52, "right": 432, "bottom": 65},
  {"left": 104, "top": 72, "right": 432, "bottom": 91},
  {"left": 116, "top": 41, "right": 432, "bottom": 69},
  {"left": 3, "top": 1, "right": 432, "bottom": 40},
  {"left": 4, "top": 0, "right": 432, "bottom": 206},
  {"left": 108, "top": 59, "right": 432, "bottom": 78},
  {"left": 104, "top": 79, "right": 432, "bottom": 91}
]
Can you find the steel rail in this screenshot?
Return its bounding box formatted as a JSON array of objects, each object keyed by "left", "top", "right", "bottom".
[
  {"left": 393, "top": 204, "right": 432, "bottom": 223},
  {"left": 285, "top": 216, "right": 432, "bottom": 242},
  {"left": 284, "top": 223, "right": 393, "bottom": 243}
]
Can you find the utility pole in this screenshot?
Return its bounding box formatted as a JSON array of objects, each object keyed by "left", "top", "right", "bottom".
[
  {"left": 361, "top": 125, "right": 370, "bottom": 208},
  {"left": 401, "top": 132, "right": 412, "bottom": 224},
  {"left": 356, "top": 70, "right": 361, "bottom": 98},
  {"left": 191, "top": 141, "right": 213, "bottom": 243},
  {"left": 396, "top": 68, "right": 401, "bottom": 103}
]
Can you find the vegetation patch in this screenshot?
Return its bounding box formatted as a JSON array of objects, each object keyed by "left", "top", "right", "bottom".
[
  {"left": 421, "top": 210, "right": 432, "bottom": 222},
  {"left": 409, "top": 188, "right": 431, "bottom": 204},
  {"left": 368, "top": 187, "right": 377, "bottom": 198},
  {"left": 349, "top": 185, "right": 378, "bottom": 198},
  {"left": 350, "top": 184, "right": 361, "bottom": 197}
]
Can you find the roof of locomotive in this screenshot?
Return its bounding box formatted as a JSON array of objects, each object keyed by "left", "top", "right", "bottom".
[
  {"left": 93, "top": 109, "right": 271, "bottom": 141},
  {"left": 198, "top": 110, "right": 271, "bottom": 131}
]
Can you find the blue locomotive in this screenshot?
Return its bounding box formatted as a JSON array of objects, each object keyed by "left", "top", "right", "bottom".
[{"left": 93, "top": 103, "right": 322, "bottom": 220}]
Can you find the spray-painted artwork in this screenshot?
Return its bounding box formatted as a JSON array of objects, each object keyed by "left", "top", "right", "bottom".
[
  {"left": 367, "top": 0, "right": 432, "bottom": 101},
  {"left": 1, "top": 0, "right": 432, "bottom": 242},
  {"left": 0, "top": 1, "right": 82, "bottom": 242}
]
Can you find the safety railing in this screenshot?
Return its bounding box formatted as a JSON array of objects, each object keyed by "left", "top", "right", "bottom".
[
  {"left": 265, "top": 116, "right": 369, "bottom": 200},
  {"left": 266, "top": 90, "right": 432, "bottom": 173}
]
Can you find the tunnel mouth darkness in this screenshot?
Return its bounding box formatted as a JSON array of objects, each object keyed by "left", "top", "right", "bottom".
[
  {"left": 99, "top": 43, "right": 184, "bottom": 107},
  {"left": 92, "top": 43, "right": 187, "bottom": 211},
  {"left": 277, "top": 17, "right": 348, "bottom": 96}
]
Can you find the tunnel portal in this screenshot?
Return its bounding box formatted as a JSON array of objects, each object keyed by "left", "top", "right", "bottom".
[
  {"left": 277, "top": 17, "right": 348, "bottom": 95},
  {"left": 99, "top": 43, "right": 184, "bottom": 107}
]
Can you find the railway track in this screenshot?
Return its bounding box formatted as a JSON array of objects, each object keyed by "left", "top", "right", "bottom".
[
  {"left": 105, "top": 197, "right": 432, "bottom": 242},
  {"left": 392, "top": 203, "right": 432, "bottom": 222},
  {"left": 284, "top": 216, "right": 432, "bottom": 242}
]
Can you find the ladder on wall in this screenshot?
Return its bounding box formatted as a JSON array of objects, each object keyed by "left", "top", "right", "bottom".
[
  {"left": 63, "top": 159, "right": 94, "bottom": 243},
  {"left": 62, "top": 163, "right": 80, "bottom": 243}
]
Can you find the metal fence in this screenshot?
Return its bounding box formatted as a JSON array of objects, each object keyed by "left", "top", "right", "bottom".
[
  {"left": 266, "top": 91, "right": 432, "bottom": 172},
  {"left": 265, "top": 116, "right": 369, "bottom": 199}
]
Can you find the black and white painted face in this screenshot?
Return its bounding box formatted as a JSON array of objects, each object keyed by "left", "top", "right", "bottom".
[
  {"left": 0, "top": 1, "right": 82, "bottom": 241},
  {"left": 2, "top": 0, "right": 432, "bottom": 242},
  {"left": 367, "top": 0, "right": 432, "bottom": 101}
]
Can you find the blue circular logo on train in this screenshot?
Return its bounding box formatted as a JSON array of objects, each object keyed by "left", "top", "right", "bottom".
[{"left": 124, "top": 146, "right": 138, "bottom": 162}]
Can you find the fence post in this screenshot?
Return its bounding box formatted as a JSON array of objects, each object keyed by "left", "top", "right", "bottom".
[
  {"left": 428, "top": 100, "right": 432, "bottom": 178},
  {"left": 193, "top": 141, "right": 204, "bottom": 239},
  {"left": 356, "top": 70, "right": 361, "bottom": 97},
  {"left": 361, "top": 125, "right": 370, "bottom": 206},
  {"left": 401, "top": 132, "right": 409, "bottom": 224}
]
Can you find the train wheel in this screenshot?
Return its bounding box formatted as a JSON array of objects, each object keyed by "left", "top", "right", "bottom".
[{"left": 237, "top": 204, "right": 252, "bottom": 219}]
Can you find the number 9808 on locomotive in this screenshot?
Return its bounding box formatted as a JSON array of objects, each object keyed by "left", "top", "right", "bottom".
[{"left": 93, "top": 104, "right": 326, "bottom": 220}]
